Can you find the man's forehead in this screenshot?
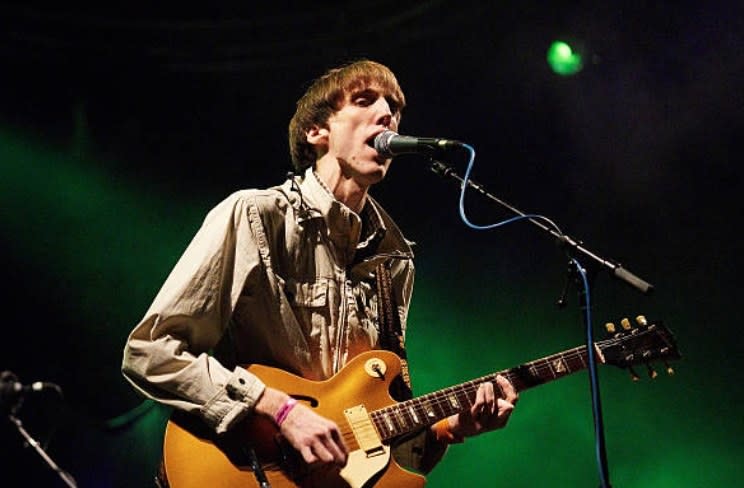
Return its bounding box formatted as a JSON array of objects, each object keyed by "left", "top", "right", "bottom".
[{"left": 346, "top": 80, "right": 384, "bottom": 95}]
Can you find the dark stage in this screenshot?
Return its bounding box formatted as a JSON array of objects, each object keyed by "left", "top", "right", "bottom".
[{"left": 1, "top": 2, "right": 741, "bottom": 486}]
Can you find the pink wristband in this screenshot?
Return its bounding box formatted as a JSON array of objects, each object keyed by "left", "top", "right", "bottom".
[{"left": 274, "top": 398, "right": 298, "bottom": 426}]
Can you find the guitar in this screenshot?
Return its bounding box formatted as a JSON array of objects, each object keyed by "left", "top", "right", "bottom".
[{"left": 162, "top": 315, "right": 680, "bottom": 488}]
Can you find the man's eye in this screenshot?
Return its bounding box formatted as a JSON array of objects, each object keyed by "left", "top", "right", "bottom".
[{"left": 354, "top": 96, "right": 372, "bottom": 106}]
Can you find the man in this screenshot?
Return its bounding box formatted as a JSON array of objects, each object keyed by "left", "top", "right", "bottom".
[{"left": 122, "top": 59, "right": 518, "bottom": 486}]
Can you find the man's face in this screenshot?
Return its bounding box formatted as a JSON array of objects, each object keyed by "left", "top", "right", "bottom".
[{"left": 320, "top": 84, "right": 401, "bottom": 186}]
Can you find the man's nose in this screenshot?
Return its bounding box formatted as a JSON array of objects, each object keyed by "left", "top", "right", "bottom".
[
  {"left": 374, "top": 98, "right": 393, "bottom": 128},
  {"left": 378, "top": 113, "right": 393, "bottom": 128}
]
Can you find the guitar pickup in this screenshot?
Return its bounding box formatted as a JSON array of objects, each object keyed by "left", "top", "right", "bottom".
[{"left": 344, "top": 405, "right": 385, "bottom": 457}]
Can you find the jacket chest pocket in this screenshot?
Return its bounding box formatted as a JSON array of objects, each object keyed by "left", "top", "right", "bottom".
[
  {"left": 285, "top": 278, "right": 329, "bottom": 307},
  {"left": 283, "top": 277, "right": 334, "bottom": 346}
]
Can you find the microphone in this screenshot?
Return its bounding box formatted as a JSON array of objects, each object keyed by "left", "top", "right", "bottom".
[
  {"left": 373, "top": 130, "right": 462, "bottom": 158},
  {"left": 1, "top": 371, "right": 61, "bottom": 401},
  {"left": 1, "top": 380, "right": 51, "bottom": 394}
]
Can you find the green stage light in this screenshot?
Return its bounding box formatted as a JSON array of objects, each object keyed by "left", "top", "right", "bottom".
[{"left": 547, "top": 40, "right": 583, "bottom": 76}]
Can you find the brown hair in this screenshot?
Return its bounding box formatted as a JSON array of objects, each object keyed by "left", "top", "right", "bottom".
[{"left": 288, "top": 59, "right": 406, "bottom": 172}]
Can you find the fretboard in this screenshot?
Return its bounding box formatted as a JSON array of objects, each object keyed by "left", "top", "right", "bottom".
[{"left": 369, "top": 343, "right": 595, "bottom": 442}]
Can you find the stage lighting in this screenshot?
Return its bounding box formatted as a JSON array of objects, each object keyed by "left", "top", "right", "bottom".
[{"left": 547, "top": 40, "right": 584, "bottom": 76}]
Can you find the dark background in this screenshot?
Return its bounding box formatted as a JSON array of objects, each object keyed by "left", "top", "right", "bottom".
[{"left": 1, "top": 2, "right": 741, "bottom": 486}]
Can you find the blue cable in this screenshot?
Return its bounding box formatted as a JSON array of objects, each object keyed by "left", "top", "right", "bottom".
[
  {"left": 456, "top": 143, "right": 563, "bottom": 234},
  {"left": 454, "top": 143, "right": 610, "bottom": 487},
  {"left": 573, "top": 258, "right": 610, "bottom": 487}
]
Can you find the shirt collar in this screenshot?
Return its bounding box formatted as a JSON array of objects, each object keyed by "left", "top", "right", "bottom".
[{"left": 292, "top": 167, "right": 413, "bottom": 262}]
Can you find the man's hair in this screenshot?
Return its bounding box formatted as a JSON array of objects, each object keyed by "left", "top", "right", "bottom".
[{"left": 288, "top": 59, "right": 406, "bottom": 172}]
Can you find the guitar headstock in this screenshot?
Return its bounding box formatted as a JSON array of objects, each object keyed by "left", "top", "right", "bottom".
[{"left": 598, "top": 315, "right": 681, "bottom": 380}]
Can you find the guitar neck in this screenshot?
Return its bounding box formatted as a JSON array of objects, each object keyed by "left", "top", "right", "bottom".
[{"left": 370, "top": 343, "right": 595, "bottom": 442}]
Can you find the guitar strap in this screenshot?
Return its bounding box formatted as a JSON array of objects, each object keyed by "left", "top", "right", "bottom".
[
  {"left": 376, "top": 260, "right": 413, "bottom": 401},
  {"left": 376, "top": 260, "right": 440, "bottom": 473}
]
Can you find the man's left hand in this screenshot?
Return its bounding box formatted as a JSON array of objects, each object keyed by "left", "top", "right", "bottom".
[{"left": 447, "top": 375, "right": 518, "bottom": 438}]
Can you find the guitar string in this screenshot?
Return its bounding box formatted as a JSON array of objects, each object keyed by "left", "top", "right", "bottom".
[
  {"left": 365, "top": 346, "right": 592, "bottom": 439},
  {"left": 343, "top": 331, "right": 664, "bottom": 441},
  {"left": 168, "top": 334, "right": 665, "bottom": 465},
  {"left": 371, "top": 330, "right": 663, "bottom": 434},
  {"left": 367, "top": 330, "right": 660, "bottom": 437},
  {"left": 402, "top": 333, "right": 665, "bottom": 426}
]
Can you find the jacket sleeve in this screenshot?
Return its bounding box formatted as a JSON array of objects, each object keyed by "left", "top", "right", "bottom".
[{"left": 121, "top": 191, "right": 266, "bottom": 434}]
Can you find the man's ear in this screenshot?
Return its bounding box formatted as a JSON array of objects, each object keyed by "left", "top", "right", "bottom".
[{"left": 306, "top": 125, "right": 330, "bottom": 146}]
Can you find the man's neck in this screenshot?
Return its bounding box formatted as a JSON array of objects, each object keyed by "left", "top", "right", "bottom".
[{"left": 314, "top": 162, "right": 369, "bottom": 213}]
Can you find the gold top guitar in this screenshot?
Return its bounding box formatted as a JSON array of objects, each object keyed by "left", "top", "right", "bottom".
[{"left": 162, "top": 315, "right": 680, "bottom": 488}]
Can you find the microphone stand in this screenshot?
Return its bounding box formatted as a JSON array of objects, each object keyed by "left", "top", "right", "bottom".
[
  {"left": 429, "top": 159, "right": 654, "bottom": 488},
  {"left": 3, "top": 395, "right": 78, "bottom": 487}
]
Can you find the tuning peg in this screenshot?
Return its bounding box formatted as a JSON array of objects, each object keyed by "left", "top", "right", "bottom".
[
  {"left": 635, "top": 315, "right": 648, "bottom": 327},
  {"left": 628, "top": 366, "right": 641, "bottom": 382},
  {"left": 646, "top": 364, "right": 658, "bottom": 379},
  {"left": 664, "top": 361, "right": 675, "bottom": 376},
  {"left": 621, "top": 318, "right": 632, "bottom": 330},
  {"left": 605, "top": 322, "right": 616, "bottom": 334}
]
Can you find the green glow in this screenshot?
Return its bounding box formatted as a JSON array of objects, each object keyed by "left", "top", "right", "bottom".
[
  {"left": 547, "top": 40, "right": 584, "bottom": 76},
  {"left": 1, "top": 125, "right": 740, "bottom": 486},
  {"left": 406, "top": 270, "right": 738, "bottom": 487},
  {"left": 0, "top": 128, "right": 204, "bottom": 323}
]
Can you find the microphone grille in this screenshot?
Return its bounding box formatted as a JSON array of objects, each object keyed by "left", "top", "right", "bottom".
[{"left": 373, "top": 130, "right": 398, "bottom": 158}]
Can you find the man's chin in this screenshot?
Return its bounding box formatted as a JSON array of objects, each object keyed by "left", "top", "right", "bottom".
[
  {"left": 366, "top": 162, "right": 390, "bottom": 184},
  {"left": 341, "top": 158, "right": 391, "bottom": 187}
]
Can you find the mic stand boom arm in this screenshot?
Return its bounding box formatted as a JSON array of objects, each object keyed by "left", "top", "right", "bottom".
[{"left": 429, "top": 160, "right": 654, "bottom": 295}]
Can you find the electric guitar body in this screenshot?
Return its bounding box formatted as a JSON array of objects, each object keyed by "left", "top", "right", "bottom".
[{"left": 164, "top": 350, "right": 425, "bottom": 488}]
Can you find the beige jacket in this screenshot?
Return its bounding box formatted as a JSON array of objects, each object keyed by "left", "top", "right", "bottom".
[{"left": 121, "top": 168, "right": 415, "bottom": 435}]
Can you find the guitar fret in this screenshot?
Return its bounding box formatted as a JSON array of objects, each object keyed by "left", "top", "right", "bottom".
[
  {"left": 386, "top": 406, "right": 406, "bottom": 433},
  {"left": 413, "top": 399, "right": 432, "bottom": 425},
  {"left": 437, "top": 390, "right": 456, "bottom": 417},
  {"left": 529, "top": 360, "right": 545, "bottom": 380},
  {"left": 382, "top": 411, "right": 395, "bottom": 435},
  {"left": 371, "top": 412, "right": 386, "bottom": 438},
  {"left": 456, "top": 385, "right": 473, "bottom": 410},
  {"left": 437, "top": 385, "right": 469, "bottom": 418},
  {"left": 393, "top": 407, "right": 408, "bottom": 431},
  {"left": 551, "top": 355, "right": 568, "bottom": 376},
  {"left": 422, "top": 398, "right": 438, "bottom": 421},
  {"left": 408, "top": 405, "right": 420, "bottom": 425},
  {"left": 546, "top": 359, "right": 557, "bottom": 378},
  {"left": 578, "top": 347, "right": 587, "bottom": 368},
  {"left": 446, "top": 392, "right": 461, "bottom": 410},
  {"left": 399, "top": 403, "right": 417, "bottom": 427},
  {"left": 566, "top": 348, "right": 585, "bottom": 371}
]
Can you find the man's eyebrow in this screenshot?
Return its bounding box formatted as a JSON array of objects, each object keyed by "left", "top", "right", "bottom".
[
  {"left": 350, "top": 86, "right": 379, "bottom": 97},
  {"left": 348, "top": 86, "right": 402, "bottom": 113}
]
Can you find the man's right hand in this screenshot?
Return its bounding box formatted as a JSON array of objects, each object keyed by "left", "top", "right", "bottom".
[{"left": 255, "top": 387, "right": 348, "bottom": 467}]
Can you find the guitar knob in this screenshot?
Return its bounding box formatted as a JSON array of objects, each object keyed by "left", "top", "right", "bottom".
[
  {"left": 364, "top": 358, "right": 388, "bottom": 379},
  {"left": 621, "top": 318, "right": 632, "bottom": 330},
  {"left": 605, "top": 322, "right": 616, "bottom": 333},
  {"left": 664, "top": 361, "right": 675, "bottom": 376},
  {"left": 646, "top": 364, "right": 658, "bottom": 379},
  {"left": 628, "top": 366, "right": 641, "bottom": 382},
  {"left": 635, "top": 315, "right": 648, "bottom": 327}
]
